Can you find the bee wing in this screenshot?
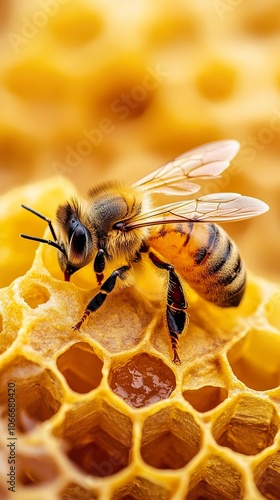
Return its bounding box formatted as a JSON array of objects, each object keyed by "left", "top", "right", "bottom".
[
  {"left": 123, "top": 193, "right": 269, "bottom": 230},
  {"left": 133, "top": 140, "right": 240, "bottom": 196}
]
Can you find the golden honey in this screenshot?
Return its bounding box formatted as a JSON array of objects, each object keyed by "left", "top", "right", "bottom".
[
  {"left": 0, "top": 1, "right": 280, "bottom": 498},
  {"left": 0, "top": 178, "right": 279, "bottom": 499}
]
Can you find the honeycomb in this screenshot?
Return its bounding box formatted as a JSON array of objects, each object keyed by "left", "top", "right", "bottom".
[
  {"left": 0, "top": 1, "right": 280, "bottom": 499},
  {"left": 0, "top": 177, "right": 279, "bottom": 500}
]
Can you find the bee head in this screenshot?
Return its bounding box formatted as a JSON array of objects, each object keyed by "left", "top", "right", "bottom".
[{"left": 56, "top": 199, "right": 95, "bottom": 281}]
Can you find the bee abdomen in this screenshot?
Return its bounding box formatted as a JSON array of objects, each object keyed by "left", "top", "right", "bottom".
[
  {"left": 201, "top": 229, "right": 246, "bottom": 307},
  {"left": 148, "top": 222, "right": 246, "bottom": 308}
]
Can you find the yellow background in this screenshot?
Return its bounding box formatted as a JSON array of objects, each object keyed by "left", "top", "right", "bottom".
[
  {"left": 1, "top": 3, "right": 280, "bottom": 499},
  {"left": 0, "top": 0, "right": 279, "bottom": 283}
]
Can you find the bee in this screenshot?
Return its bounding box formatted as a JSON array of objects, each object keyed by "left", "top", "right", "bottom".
[{"left": 21, "top": 140, "right": 269, "bottom": 364}]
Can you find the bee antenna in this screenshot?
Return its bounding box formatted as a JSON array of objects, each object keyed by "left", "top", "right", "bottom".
[
  {"left": 20, "top": 233, "right": 67, "bottom": 256},
  {"left": 20, "top": 204, "right": 67, "bottom": 256},
  {"left": 21, "top": 204, "right": 58, "bottom": 242}
]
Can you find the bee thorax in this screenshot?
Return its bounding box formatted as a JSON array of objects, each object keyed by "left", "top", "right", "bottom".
[{"left": 91, "top": 194, "right": 128, "bottom": 235}]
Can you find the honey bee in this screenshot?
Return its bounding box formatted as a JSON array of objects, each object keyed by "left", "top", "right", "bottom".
[{"left": 21, "top": 140, "right": 269, "bottom": 363}]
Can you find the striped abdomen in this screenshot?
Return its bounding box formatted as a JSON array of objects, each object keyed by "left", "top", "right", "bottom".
[{"left": 147, "top": 222, "right": 246, "bottom": 307}]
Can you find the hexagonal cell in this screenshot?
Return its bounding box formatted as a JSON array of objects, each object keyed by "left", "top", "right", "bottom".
[
  {"left": 0, "top": 356, "right": 62, "bottom": 433},
  {"left": 227, "top": 329, "right": 280, "bottom": 390},
  {"left": 186, "top": 455, "right": 243, "bottom": 500},
  {"left": 0, "top": 299, "right": 22, "bottom": 355},
  {"left": 183, "top": 385, "right": 228, "bottom": 413},
  {"left": 108, "top": 353, "right": 176, "bottom": 408},
  {"left": 112, "top": 476, "right": 171, "bottom": 500},
  {"left": 56, "top": 342, "right": 103, "bottom": 394},
  {"left": 141, "top": 406, "right": 201, "bottom": 469},
  {"left": 254, "top": 451, "right": 280, "bottom": 500},
  {"left": 17, "top": 451, "right": 59, "bottom": 486},
  {"left": 147, "top": 9, "right": 199, "bottom": 46},
  {"left": 241, "top": 4, "right": 280, "bottom": 36},
  {"left": 4, "top": 60, "right": 65, "bottom": 103},
  {"left": 20, "top": 283, "right": 50, "bottom": 309},
  {"left": 53, "top": 399, "right": 132, "bottom": 477},
  {"left": 59, "top": 483, "right": 98, "bottom": 500},
  {"left": 0, "top": 131, "right": 36, "bottom": 194},
  {"left": 93, "top": 56, "right": 157, "bottom": 123},
  {"left": 196, "top": 61, "right": 237, "bottom": 101},
  {"left": 50, "top": 5, "right": 103, "bottom": 47},
  {"left": 213, "top": 396, "right": 279, "bottom": 456},
  {"left": 85, "top": 287, "right": 154, "bottom": 354}
]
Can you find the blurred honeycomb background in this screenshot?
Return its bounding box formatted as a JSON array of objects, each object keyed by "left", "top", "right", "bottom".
[
  {"left": 0, "top": 0, "right": 280, "bottom": 499},
  {"left": 0, "top": 0, "right": 279, "bottom": 285}
]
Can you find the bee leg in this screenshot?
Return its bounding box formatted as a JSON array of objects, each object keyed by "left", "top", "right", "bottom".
[
  {"left": 149, "top": 252, "right": 188, "bottom": 364},
  {"left": 72, "top": 265, "right": 130, "bottom": 331},
  {"left": 94, "top": 249, "right": 106, "bottom": 286}
]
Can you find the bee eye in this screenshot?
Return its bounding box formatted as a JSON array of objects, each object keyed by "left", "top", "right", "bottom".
[
  {"left": 67, "top": 218, "right": 79, "bottom": 241},
  {"left": 67, "top": 219, "right": 93, "bottom": 266},
  {"left": 71, "top": 225, "right": 87, "bottom": 254}
]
